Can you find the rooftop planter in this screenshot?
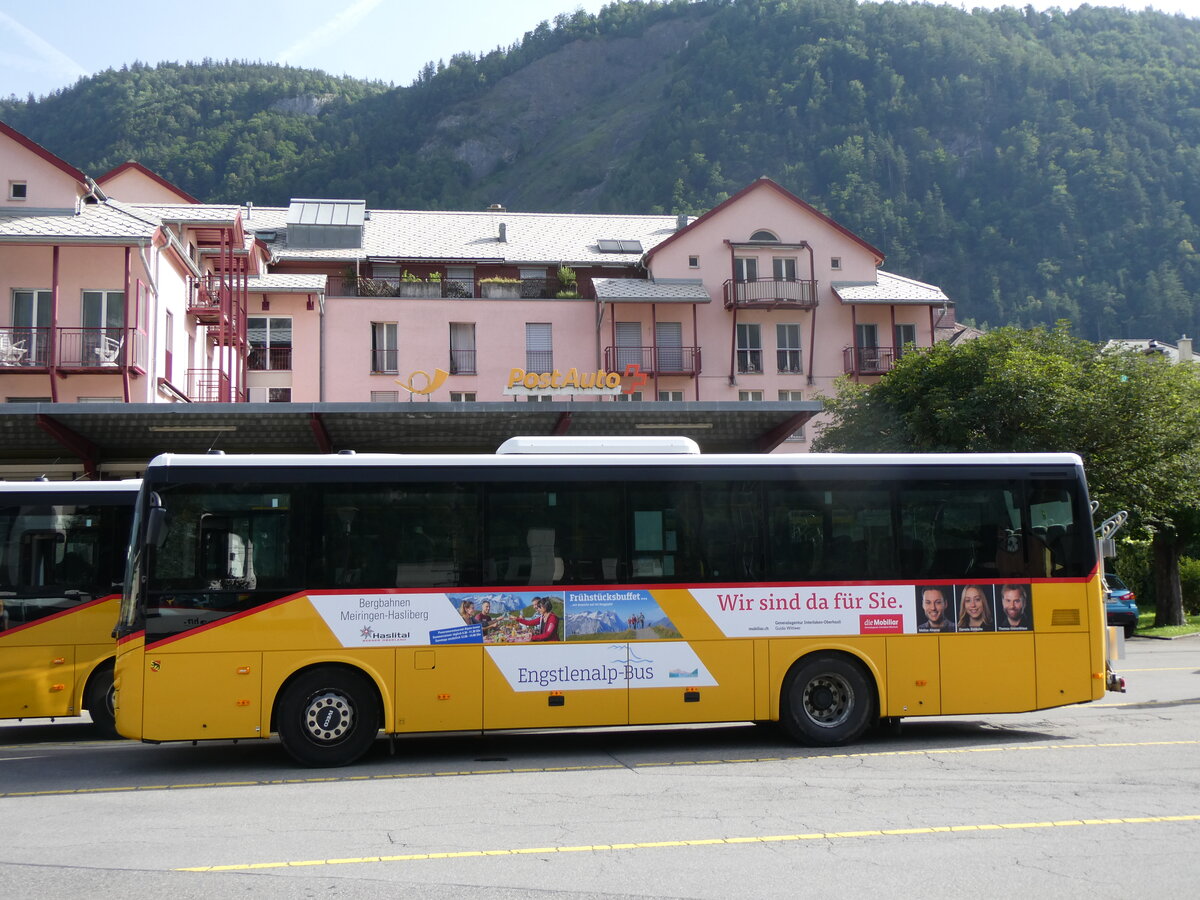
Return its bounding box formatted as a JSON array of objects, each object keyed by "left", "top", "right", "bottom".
[
  {"left": 397, "top": 271, "right": 442, "bottom": 298},
  {"left": 480, "top": 277, "right": 521, "bottom": 299}
]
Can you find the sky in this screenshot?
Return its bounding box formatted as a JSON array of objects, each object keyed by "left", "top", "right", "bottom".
[{"left": 1, "top": 0, "right": 1197, "bottom": 102}]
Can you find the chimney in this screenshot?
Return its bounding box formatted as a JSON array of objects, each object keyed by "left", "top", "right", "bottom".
[
  {"left": 488, "top": 203, "right": 505, "bottom": 212},
  {"left": 676, "top": 213, "right": 689, "bottom": 231},
  {"left": 498, "top": 222, "right": 507, "bottom": 243},
  {"left": 1179, "top": 335, "right": 1193, "bottom": 363}
]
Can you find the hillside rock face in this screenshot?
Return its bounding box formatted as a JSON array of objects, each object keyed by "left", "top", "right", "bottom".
[{"left": 425, "top": 16, "right": 711, "bottom": 210}]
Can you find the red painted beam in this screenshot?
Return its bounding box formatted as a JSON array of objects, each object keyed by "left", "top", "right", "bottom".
[
  {"left": 310, "top": 412, "right": 332, "bottom": 453},
  {"left": 36, "top": 414, "right": 98, "bottom": 476},
  {"left": 756, "top": 413, "right": 813, "bottom": 453}
]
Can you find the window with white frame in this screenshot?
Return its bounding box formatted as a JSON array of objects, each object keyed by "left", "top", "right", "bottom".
[
  {"left": 450, "top": 391, "right": 477, "bottom": 402},
  {"left": 371, "top": 322, "right": 398, "bottom": 373},
  {"left": 830, "top": 257, "right": 842, "bottom": 270},
  {"left": 738, "top": 390, "right": 764, "bottom": 402},
  {"left": 82, "top": 290, "right": 125, "bottom": 364},
  {"left": 658, "top": 390, "right": 684, "bottom": 402},
  {"left": 9, "top": 182, "right": 27, "bottom": 200},
  {"left": 779, "top": 390, "right": 806, "bottom": 441},
  {"left": 526, "top": 394, "right": 553, "bottom": 402},
  {"left": 10, "top": 289, "right": 51, "bottom": 362},
  {"left": 737, "top": 323, "right": 762, "bottom": 373},
  {"left": 734, "top": 257, "right": 758, "bottom": 283},
  {"left": 613, "top": 391, "right": 643, "bottom": 402},
  {"left": 248, "top": 316, "right": 292, "bottom": 371},
  {"left": 688, "top": 256, "right": 700, "bottom": 269},
  {"left": 772, "top": 258, "right": 797, "bottom": 282},
  {"left": 268, "top": 388, "right": 292, "bottom": 402},
  {"left": 525, "top": 322, "right": 552, "bottom": 371},
  {"left": 450, "top": 322, "right": 476, "bottom": 374},
  {"left": 777, "top": 323, "right": 802, "bottom": 374}
]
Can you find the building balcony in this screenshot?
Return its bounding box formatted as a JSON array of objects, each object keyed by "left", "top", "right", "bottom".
[
  {"left": 0, "top": 326, "right": 148, "bottom": 372},
  {"left": 843, "top": 346, "right": 897, "bottom": 375},
  {"left": 187, "top": 368, "right": 244, "bottom": 403},
  {"left": 723, "top": 278, "right": 818, "bottom": 310},
  {"left": 604, "top": 346, "right": 701, "bottom": 376},
  {"left": 188, "top": 274, "right": 235, "bottom": 323},
  {"left": 326, "top": 274, "right": 575, "bottom": 299}
]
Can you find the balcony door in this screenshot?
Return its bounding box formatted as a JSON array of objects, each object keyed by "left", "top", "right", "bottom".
[
  {"left": 12, "top": 290, "right": 51, "bottom": 363},
  {"left": 655, "top": 322, "right": 683, "bottom": 373},
  {"left": 615, "top": 322, "right": 642, "bottom": 371},
  {"left": 855, "top": 323, "right": 879, "bottom": 372},
  {"left": 82, "top": 290, "right": 125, "bottom": 363}
]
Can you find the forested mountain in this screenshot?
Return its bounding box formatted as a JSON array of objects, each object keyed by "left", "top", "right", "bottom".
[{"left": 3, "top": 0, "right": 1199, "bottom": 339}]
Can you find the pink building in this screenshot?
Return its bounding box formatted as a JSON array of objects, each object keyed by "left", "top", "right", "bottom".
[{"left": 2, "top": 120, "right": 952, "bottom": 452}]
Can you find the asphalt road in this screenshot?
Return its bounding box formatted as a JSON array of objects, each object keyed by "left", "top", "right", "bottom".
[{"left": 0, "top": 637, "right": 1197, "bottom": 898}]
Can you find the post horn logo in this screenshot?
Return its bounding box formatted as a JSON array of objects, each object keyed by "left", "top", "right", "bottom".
[{"left": 396, "top": 369, "right": 450, "bottom": 395}]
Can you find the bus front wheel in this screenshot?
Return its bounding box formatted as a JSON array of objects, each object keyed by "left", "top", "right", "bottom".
[
  {"left": 84, "top": 661, "right": 117, "bottom": 738},
  {"left": 780, "top": 653, "right": 875, "bottom": 746},
  {"left": 277, "top": 668, "right": 381, "bottom": 767}
]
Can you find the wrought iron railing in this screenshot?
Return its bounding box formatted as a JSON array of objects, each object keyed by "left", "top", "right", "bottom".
[{"left": 723, "top": 278, "right": 818, "bottom": 309}]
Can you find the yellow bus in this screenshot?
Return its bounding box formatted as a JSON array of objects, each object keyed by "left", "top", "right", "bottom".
[
  {"left": 114, "top": 438, "right": 1119, "bottom": 766},
  {"left": 1, "top": 479, "right": 138, "bottom": 735}
]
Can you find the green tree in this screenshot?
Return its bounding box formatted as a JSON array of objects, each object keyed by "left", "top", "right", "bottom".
[{"left": 813, "top": 323, "right": 1200, "bottom": 625}]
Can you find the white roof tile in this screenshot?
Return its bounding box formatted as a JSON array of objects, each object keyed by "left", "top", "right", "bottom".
[
  {"left": 247, "top": 274, "right": 328, "bottom": 292},
  {"left": 0, "top": 201, "right": 159, "bottom": 242},
  {"left": 832, "top": 271, "right": 948, "bottom": 305},
  {"left": 593, "top": 277, "right": 711, "bottom": 302},
  {"left": 242, "top": 206, "right": 682, "bottom": 264}
]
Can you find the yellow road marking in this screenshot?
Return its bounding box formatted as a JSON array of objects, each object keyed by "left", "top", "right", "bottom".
[
  {"left": 3, "top": 740, "right": 1199, "bottom": 799},
  {"left": 176, "top": 815, "right": 1200, "bottom": 871}
]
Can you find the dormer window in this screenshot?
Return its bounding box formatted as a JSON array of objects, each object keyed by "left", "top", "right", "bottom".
[
  {"left": 9, "top": 182, "right": 27, "bottom": 200},
  {"left": 749, "top": 229, "right": 778, "bottom": 242}
]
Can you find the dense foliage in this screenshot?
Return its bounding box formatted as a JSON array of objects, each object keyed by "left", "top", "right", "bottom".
[
  {"left": 3, "top": 0, "right": 1199, "bottom": 338},
  {"left": 813, "top": 324, "right": 1200, "bottom": 625}
]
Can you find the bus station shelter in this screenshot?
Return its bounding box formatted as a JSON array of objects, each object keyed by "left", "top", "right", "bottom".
[{"left": 0, "top": 399, "right": 822, "bottom": 479}]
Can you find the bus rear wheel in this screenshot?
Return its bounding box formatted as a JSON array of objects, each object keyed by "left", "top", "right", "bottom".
[
  {"left": 780, "top": 653, "right": 875, "bottom": 746},
  {"left": 84, "top": 661, "right": 117, "bottom": 738},
  {"left": 277, "top": 668, "right": 380, "bottom": 767}
]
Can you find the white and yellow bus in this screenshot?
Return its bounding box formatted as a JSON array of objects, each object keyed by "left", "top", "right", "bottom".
[
  {"left": 114, "top": 438, "right": 1119, "bottom": 766},
  {"left": 1, "top": 479, "right": 138, "bottom": 734}
]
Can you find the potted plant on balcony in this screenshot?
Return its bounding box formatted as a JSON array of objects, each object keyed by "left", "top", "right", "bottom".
[
  {"left": 480, "top": 276, "right": 522, "bottom": 299},
  {"left": 398, "top": 270, "right": 442, "bottom": 298},
  {"left": 555, "top": 265, "right": 579, "bottom": 299}
]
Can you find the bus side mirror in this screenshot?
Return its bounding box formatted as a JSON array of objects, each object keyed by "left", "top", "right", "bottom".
[{"left": 145, "top": 494, "right": 168, "bottom": 549}]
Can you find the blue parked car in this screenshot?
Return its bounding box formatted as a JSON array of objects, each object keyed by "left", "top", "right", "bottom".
[{"left": 1104, "top": 573, "right": 1139, "bottom": 637}]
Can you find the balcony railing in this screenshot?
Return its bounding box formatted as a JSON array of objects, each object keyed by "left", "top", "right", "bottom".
[
  {"left": 723, "top": 277, "right": 818, "bottom": 310},
  {"left": 187, "top": 368, "right": 235, "bottom": 403},
  {"left": 449, "top": 348, "right": 477, "bottom": 375},
  {"left": 326, "top": 275, "right": 573, "bottom": 299},
  {"left": 604, "top": 345, "right": 701, "bottom": 376},
  {"left": 248, "top": 346, "right": 293, "bottom": 371},
  {"left": 843, "top": 346, "right": 897, "bottom": 375},
  {"left": 0, "top": 326, "right": 148, "bottom": 371}
]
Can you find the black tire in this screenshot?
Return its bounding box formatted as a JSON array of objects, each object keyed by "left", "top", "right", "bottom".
[
  {"left": 1124, "top": 623, "right": 1136, "bottom": 638},
  {"left": 780, "top": 653, "right": 876, "bottom": 746},
  {"left": 84, "top": 661, "right": 117, "bottom": 738},
  {"left": 276, "top": 667, "right": 381, "bottom": 767}
]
